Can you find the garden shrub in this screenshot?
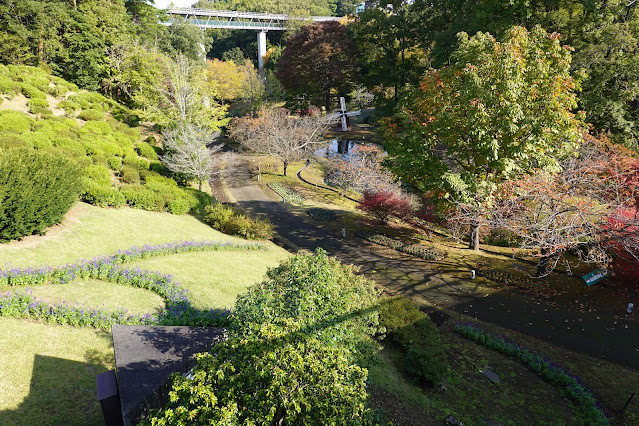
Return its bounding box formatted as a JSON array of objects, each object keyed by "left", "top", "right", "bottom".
[
  {"left": 0, "top": 135, "right": 30, "bottom": 149},
  {"left": 378, "top": 297, "right": 448, "bottom": 386},
  {"left": 107, "top": 156, "right": 122, "bottom": 171},
  {"left": 0, "top": 149, "right": 81, "bottom": 241},
  {"left": 120, "top": 185, "right": 165, "bottom": 211},
  {"left": 204, "top": 203, "right": 273, "bottom": 240},
  {"left": 82, "top": 120, "right": 112, "bottom": 135},
  {"left": 0, "top": 76, "right": 20, "bottom": 95},
  {"left": 59, "top": 100, "right": 80, "bottom": 114},
  {"left": 78, "top": 109, "right": 105, "bottom": 121},
  {"left": 20, "top": 83, "right": 46, "bottom": 99},
  {"left": 167, "top": 198, "right": 191, "bottom": 215},
  {"left": 145, "top": 250, "right": 380, "bottom": 425},
  {"left": 484, "top": 227, "right": 522, "bottom": 247},
  {"left": 397, "top": 317, "right": 449, "bottom": 386},
  {"left": 81, "top": 183, "right": 126, "bottom": 207},
  {"left": 82, "top": 164, "right": 112, "bottom": 186},
  {"left": 357, "top": 190, "right": 414, "bottom": 223},
  {"left": 0, "top": 111, "right": 33, "bottom": 134},
  {"left": 120, "top": 165, "right": 140, "bottom": 184},
  {"left": 378, "top": 297, "right": 427, "bottom": 334},
  {"left": 28, "top": 98, "right": 49, "bottom": 110},
  {"left": 307, "top": 207, "right": 337, "bottom": 221},
  {"left": 135, "top": 141, "right": 158, "bottom": 159}
]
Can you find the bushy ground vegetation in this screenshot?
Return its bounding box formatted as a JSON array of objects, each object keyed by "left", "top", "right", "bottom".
[{"left": 0, "top": 65, "right": 210, "bottom": 236}]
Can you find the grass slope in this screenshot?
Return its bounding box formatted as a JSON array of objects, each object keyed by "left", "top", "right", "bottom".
[
  {"left": 0, "top": 203, "right": 290, "bottom": 425},
  {"left": 0, "top": 318, "right": 114, "bottom": 426}
]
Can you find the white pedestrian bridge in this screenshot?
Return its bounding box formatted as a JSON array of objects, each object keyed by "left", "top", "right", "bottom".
[{"left": 164, "top": 8, "right": 341, "bottom": 69}]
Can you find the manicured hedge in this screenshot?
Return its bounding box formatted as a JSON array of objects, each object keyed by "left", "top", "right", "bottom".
[
  {"left": 379, "top": 297, "right": 448, "bottom": 385},
  {"left": 454, "top": 323, "right": 608, "bottom": 425},
  {"left": 0, "top": 149, "right": 81, "bottom": 241},
  {"left": 204, "top": 203, "right": 274, "bottom": 240}
]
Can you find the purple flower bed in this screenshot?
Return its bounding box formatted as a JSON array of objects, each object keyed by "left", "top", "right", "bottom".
[
  {"left": 0, "top": 240, "right": 259, "bottom": 329},
  {"left": 454, "top": 323, "right": 608, "bottom": 425}
]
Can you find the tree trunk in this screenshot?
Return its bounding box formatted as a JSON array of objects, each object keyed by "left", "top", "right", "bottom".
[
  {"left": 198, "top": 178, "right": 202, "bottom": 191},
  {"left": 468, "top": 221, "right": 480, "bottom": 250},
  {"left": 283, "top": 160, "right": 288, "bottom": 177},
  {"left": 537, "top": 249, "right": 550, "bottom": 277},
  {"left": 325, "top": 91, "right": 331, "bottom": 113}
]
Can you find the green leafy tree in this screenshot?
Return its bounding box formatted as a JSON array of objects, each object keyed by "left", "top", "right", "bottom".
[
  {"left": 160, "top": 21, "right": 210, "bottom": 62},
  {"left": 383, "top": 26, "right": 586, "bottom": 250},
  {"left": 277, "top": 21, "right": 359, "bottom": 111},
  {"left": 351, "top": 0, "right": 426, "bottom": 113},
  {"left": 416, "top": 0, "right": 639, "bottom": 149},
  {"left": 144, "top": 249, "right": 378, "bottom": 425}
]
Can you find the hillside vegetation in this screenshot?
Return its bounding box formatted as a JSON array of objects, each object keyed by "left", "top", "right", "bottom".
[{"left": 0, "top": 65, "right": 210, "bottom": 217}]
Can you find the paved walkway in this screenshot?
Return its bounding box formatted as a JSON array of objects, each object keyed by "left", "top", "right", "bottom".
[{"left": 221, "top": 159, "right": 639, "bottom": 371}]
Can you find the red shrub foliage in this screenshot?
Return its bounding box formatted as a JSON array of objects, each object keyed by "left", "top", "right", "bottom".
[{"left": 357, "top": 190, "right": 413, "bottom": 223}]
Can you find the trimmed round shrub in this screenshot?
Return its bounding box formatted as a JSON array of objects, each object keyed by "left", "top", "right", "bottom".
[
  {"left": 0, "top": 111, "right": 33, "bottom": 134},
  {"left": 81, "top": 184, "right": 126, "bottom": 208},
  {"left": 78, "top": 109, "right": 105, "bottom": 121},
  {"left": 120, "top": 165, "right": 140, "bottom": 184},
  {"left": 167, "top": 198, "right": 191, "bottom": 215},
  {"left": 107, "top": 156, "right": 122, "bottom": 171},
  {"left": 58, "top": 100, "right": 80, "bottom": 114},
  {"left": 120, "top": 185, "right": 165, "bottom": 211},
  {"left": 83, "top": 164, "right": 112, "bottom": 186},
  {"left": 0, "top": 149, "right": 81, "bottom": 241},
  {"left": 82, "top": 121, "right": 112, "bottom": 135},
  {"left": 28, "top": 98, "right": 49, "bottom": 111},
  {"left": 20, "top": 83, "right": 46, "bottom": 99},
  {"left": 0, "top": 76, "right": 21, "bottom": 95},
  {"left": 135, "top": 141, "right": 158, "bottom": 160}
]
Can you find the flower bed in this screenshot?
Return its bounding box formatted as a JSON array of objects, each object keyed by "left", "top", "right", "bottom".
[
  {"left": 454, "top": 323, "right": 608, "bottom": 425},
  {"left": 267, "top": 183, "right": 303, "bottom": 203},
  {"left": 475, "top": 268, "right": 558, "bottom": 297},
  {"left": 307, "top": 208, "right": 337, "bottom": 221},
  {"left": 356, "top": 231, "right": 446, "bottom": 261},
  {"left": 0, "top": 240, "right": 262, "bottom": 329}
]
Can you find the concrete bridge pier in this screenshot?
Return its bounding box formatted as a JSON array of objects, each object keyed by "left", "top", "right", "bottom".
[{"left": 258, "top": 30, "right": 267, "bottom": 73}]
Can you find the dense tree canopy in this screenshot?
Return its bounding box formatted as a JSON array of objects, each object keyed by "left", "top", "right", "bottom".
[
  {"left": 414, "top": 0, "right": 639, "bottom": 148},
  {"left": 277, "top": 21, "right": 359, "bottom": 111},
  {"left": 383, "top": 26, "right": 586, "bottom": 249}
]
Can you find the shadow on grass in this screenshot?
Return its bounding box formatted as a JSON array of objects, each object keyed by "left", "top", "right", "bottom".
[{"left": 0, "top": 333, "right": 113, "bottom": 426}]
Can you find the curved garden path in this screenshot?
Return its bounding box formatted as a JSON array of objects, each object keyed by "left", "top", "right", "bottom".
[{"left": 220, "top": 158, "right": 639, "bottom": 371}]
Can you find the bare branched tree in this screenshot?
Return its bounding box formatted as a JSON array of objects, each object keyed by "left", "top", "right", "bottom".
[
  {"left": 485, "top": 135, "right": 639, "bottom": 276},
  {"left": 230, "top": 107, "right": 334, "bottom": 176},
  {"left": 161, "top": 123, "right": 222, "bottom": 191}
]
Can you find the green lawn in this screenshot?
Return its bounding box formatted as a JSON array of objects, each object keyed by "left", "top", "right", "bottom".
[
  {"left": 0, "top": 202, "right": 290, "bottom": 425},
  {"left": 27, "top": 279, "right": 166, "bottom": 314},
  {"left": 0, "top": 318, "right": 114, "bottom": 426}
]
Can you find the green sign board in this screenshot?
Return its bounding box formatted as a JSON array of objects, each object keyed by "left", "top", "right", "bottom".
[{"left": 582, "top": 268, "right": 607, "bottom": 286}]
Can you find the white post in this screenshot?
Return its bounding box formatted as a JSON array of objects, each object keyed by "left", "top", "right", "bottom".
[{"left": 258, "top": 31, "right": 267, "bottom": 73}]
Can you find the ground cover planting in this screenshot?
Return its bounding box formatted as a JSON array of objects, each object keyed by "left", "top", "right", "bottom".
[
  {"left": 267, "top": 182, "right": 304, "bottom": 202},
  {"left": 0, "top": 240, "right": 264, "bottom": 329},
  {"left": 357, "top": 230, "right": 446, "bottom": 261},
  {"left": 307, "top": 207, "right": 337, "bottom": 221},
  {"left": 0, "top": 65, "right": 209, "bottom": 217},
  {"left": 454, "top": 323, "right": 609, "bottom": 425}
]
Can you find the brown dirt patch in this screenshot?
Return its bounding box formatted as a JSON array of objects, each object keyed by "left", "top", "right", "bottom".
[{"left": 368, "top": 385, "right": 438, "bottom": 426}]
